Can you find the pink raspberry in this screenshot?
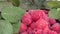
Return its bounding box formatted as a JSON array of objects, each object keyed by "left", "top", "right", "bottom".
[
  {"left": 34, "top": 29, "right": 43, "bottom": 34},
  {"left": 29, "top": 10, "right": 44, "bottom": 21},
  {"left": 43, "top": 27, "right": 51, "bottom": 34},
  {"left": 20, "top": 23, "right": 27, "bottom": 32},
  {"left": 36, "top": 18, "right": 48, "bottom": 29},
  {"left": 49, "top": 18, "right": 56, "bottom": 24},
  {"left": 29, "top": 10, "right": 48, "bottom": 21},
  {"left": 42, "top": 11, "right": 49, "bottom": 21},
  {"left": 27, "top": 27, "right": 33, "bottom": 34},
  {"left": 20, "top": 31, "right": 28, "bottom": 34},
  {"left": 30, "top": 22, "right": 36, "bottom": 29},
  {"left": 50, "top": 31, "right": 58, "bottom": 34},
  {"left": 21, "top": 12, "right": 32, "bottom": 25},
  {"left": 51, "top": 23, "right": 60, "bottom": 31}
]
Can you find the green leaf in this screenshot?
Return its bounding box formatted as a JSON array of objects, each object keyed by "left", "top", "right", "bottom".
[
  {"left": 1, "top": 6, "right": 25, "bottom": 23},
  {"left": 47, "top": 1, "right": 60, "bottom": 8},
  {"left": 49, "top": 8, "right": 60, "bottom": 21},
  {"left": 48, "top": 9, "right": 59, "bottom": 19},
  {"left": 12, "top": 21, "right": 20, "bottom": 33},
  {"left": 48, "top": 8, "right": 60, "bottom": 19},
  {"left": 57, "top": 8, "right": 60, "bottom": 20},
  {"left": 0, "top": 20, "right": 13, "bottom": 34},
  {"left": 10, "top": 0, "right": 20, "bottom": 7}
]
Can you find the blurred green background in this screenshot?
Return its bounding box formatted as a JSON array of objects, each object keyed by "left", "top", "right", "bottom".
[{"left": 0, "top": 0, "right": 60, "bottom": 11}]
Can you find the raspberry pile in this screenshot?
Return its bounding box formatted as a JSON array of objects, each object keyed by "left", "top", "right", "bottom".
[{"left": 19, "top": 10, "right": 60, "bottom": 34}]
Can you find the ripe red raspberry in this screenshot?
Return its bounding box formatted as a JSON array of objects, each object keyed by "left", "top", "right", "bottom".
[
  {"left": 49, "top": 18, "right": 56, "bottom": 24},
  {"left": 20, "top": 23, "right": 27, "bottom": 32},
  {"left": 58, "top": 32, "right": 60, "bottom": 34},
  {"left": 36, "top": 18, "right": 48, "bottom": 29},
  {"left": 29, "top": 10, "right": 48, "bottom": 21},
  {"left": 20, "top": 31, "right": 28, "bottom": 34},
  {"left": 21, "top": 12, "right": 32, "bottom": 25},
  {"left": 50, "top": 31, "right": 58, "bottom": 34},
  {"left": 29, "top": 10, "right": 44, "bottom": 21},
  {"left": 34, "top": 29, "right": 43, "bottom": 34},
  {"left": 27, "top": 27, "right": 33, "bottom": 34},
  {"left": 51, "top": 23, "right": 60, "bottom": 31},
  {"left": 43, "top": 27, "right": 51, "bottom": 34},
  {"left": 30, "top": 22, "right": 36, "bottom": 29},
  {"left": 42, "top": 11, "right": 49, "bottom": 21}
]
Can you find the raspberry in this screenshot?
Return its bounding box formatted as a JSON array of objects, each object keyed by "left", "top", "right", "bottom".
[
  {"left": 20, "top": 31, "right": 28, "bottom": 34},
  {"left": 27, "top": 27, "right": 33, "bottom": 34},
  {"left": 20, "top": 23, "right": 27, "bottom": 32},
  {"left": 42, "top": 12, "right": 48, "bottom": 21},
  {"left": 29, "top": 10, "right": 44, "bottom": 21},
  {"left": 51, "top": 23, "right": 60, "bottom": 31},
  {"left": 50, "top": 31, "right": 58, "bottom": 34},
  {"left": 34, "top": 29, "right": 43, "bottom": 34},
  {"left": 21, "top": 12, "right": 32, "bottom": 25},
  {"left": 49, "top": 18, "right": 56, "bottom": 24},
  {"left": 30, "top": 22, "right": 36, "bottom": 29},
  {"left": 29, "top": 10, "right": 48, "bottom": 21},
  {"left": 36, "top": 19, "right": 48, "bottom": 29},
  {"left": 43, "top": 27, "right": 51, "bottom": 34},
  {"left": 58, "top": 32, "right": 60, "bottom": 34}
]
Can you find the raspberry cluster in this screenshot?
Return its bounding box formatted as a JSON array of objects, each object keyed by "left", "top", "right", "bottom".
[{"left": 19, "top": 10, "right": 60, "bottom": 34}]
